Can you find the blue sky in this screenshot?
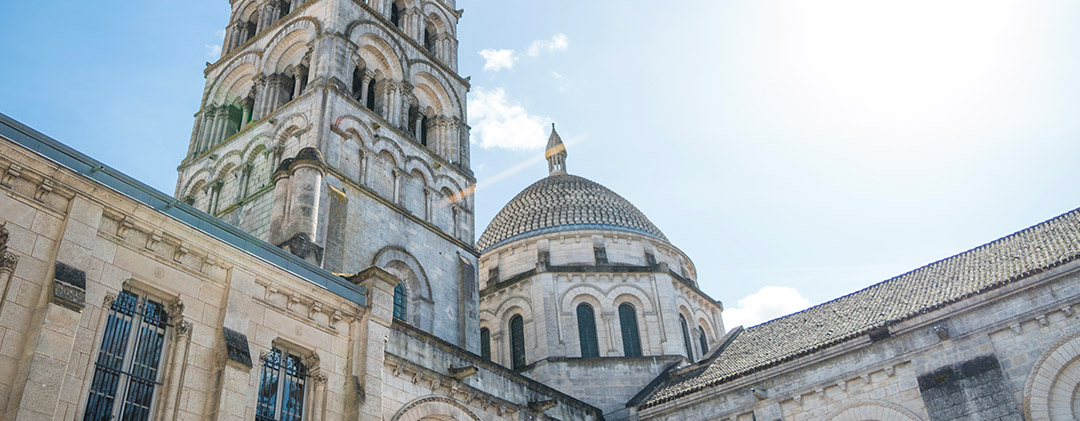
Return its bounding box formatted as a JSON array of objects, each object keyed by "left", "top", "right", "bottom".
[{"left": 2, "top": 1, "right": 1080, "bottom": 327}]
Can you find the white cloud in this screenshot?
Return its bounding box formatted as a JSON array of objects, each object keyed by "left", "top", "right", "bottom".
[
  {"left": 205, "top": 44, "right": 222, "bottom": 58},
  {"left": 722, "top": 286, "right": 811, "bottom": 329},
  {"left": 551, "top": 71, "right": 564, "bottom": 79},
  {"left": 527, "top": 33, "right": 569, "bottom": 57},
  {"left": 479, "top": 49, "right": 517, "bottom": 72},
  {"left": 467, "top": 88, "right": 550, "bottom": 150}
]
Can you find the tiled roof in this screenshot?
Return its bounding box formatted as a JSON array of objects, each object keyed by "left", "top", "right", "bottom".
[
  {"left": 639, "top": 207, "right": 1080, "bottom": 409},
  {"left": 476, "top": 174, "right": 668, "bottom": 252}
]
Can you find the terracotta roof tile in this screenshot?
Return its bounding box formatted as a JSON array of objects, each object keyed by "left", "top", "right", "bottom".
[{"left": 639, "top": 207, "right": 1080, "bottom": 409}]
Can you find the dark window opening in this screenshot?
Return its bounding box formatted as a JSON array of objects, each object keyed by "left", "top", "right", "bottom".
[
  {"left": 619, "top": 303, "right": 642, "bottom": 357},
  {"left": 390, "top": 3, "right": 401, "bottom": 27},
  {"left": 680, "top": 314, "right": 694, "bottom": 361},
  {"left": 698, "top": 326, "right": 709, "bottom": 358},
  {"left": 423, "top": 26, "right": 435, "bottom": 52},
  {"left": 510, "top": 315, "right": 526, "bottom": 370},
  {"left": 365, "top": 81, "right": 377, "bottom": 111},
  {"left": 480, "top": 328, "right": 491, "bottom": 361},
  {"left": 577, "top": 304, "right": 599, "bottom": 358},
  {"left": 393, "top": 283, "right": 406, "bottom": 320}
]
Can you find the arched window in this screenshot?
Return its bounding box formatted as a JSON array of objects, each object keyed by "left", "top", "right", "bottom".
[
  {"left": 351, "top": 66, "right": 365, "bottom": 101},
  {"left": 510, "top": 315, "right": 526, "bottom": 370},
  {"left": 619, "top": 303, "right": 642, "bottom": 357},
  {"left": 423, "top": 25, "right": 436, "bottom": 52},
  {"left": 480, "top": 327, "right": 491, "bottom": 361},
  {"left": 577, "top": 304, "right": 599, "bottom": 358},
  {"left": 365, "top": 80, "right": 377, "bottom": 111},
  {"left": 419, "top": 115, "right": 429, "bottom": 147},
  {"left": 390, "top": 2, "right": 401, "bottom": 28},
  {"left": 679, "top": 314, "right": 694, "bottom": 361},
  {"left": 392, "top": 283, "right": 406, "bottom": 319},
  {"left": 698, "top": 326, "right": 709, "bottom": 358}
]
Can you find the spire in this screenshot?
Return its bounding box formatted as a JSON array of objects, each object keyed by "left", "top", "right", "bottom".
[{"left": 545, "top": 123, "right": 567, "bottom": 175}]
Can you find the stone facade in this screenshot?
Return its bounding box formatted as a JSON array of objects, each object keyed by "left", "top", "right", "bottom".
[
  {"left": 0, "top": 118, "right": 600, "bottom": 420},
  {"left": 174, "top": 0, "right": 478, "bottom": 351},
  {"left": 635, "top": 256, "right": 1080, "bottom": 421}
]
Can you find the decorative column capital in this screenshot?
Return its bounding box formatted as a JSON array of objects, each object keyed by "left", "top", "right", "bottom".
[{"left": 176, "top": 320, "right": 194, "bottom": 338}]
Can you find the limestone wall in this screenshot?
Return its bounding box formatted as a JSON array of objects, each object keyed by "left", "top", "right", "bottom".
[{"left": 638, "top": 262, "right": 1080, "bottom": 421}]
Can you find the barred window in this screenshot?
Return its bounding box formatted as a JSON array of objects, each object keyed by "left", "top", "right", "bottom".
[
  {"left": 393, "top": 283, "right": 406, "bottom": 320},
  {"left": 510, "top": 315, "right": 526, "bottom": 371},
  {"left": 480, "top": 327, "right": 491, "bottom": 361},
  {"left": 576, "top": 303, "right": 599, "bottom": 358},
  {"left": 256, "top": 348, "right": 308, "bottom": 421},
  {"left": 619, "top": 303, "right": 642, "bottom": 357},
  {"left": 83, "top": 290, "right": 169, "bottom": 421}
]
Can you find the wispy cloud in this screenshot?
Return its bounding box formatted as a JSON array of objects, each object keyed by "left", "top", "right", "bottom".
[
  {"left": 527, "top": 33, "right": 569, "bottom": 57},
  {"left": 479, "top": 49, "right": 517, "bottom": 72},
  {"left": 205, "top": 44, "right": 222, "bottom": 58},
  {"left": 551, "top": 71, "right": 564, "bottom": 79},
  {"left": 722, "top": 286, "right": 811, "bottom": 329},
  {"left": 467, "top": 87, "right": 550, "bottom": 150}
]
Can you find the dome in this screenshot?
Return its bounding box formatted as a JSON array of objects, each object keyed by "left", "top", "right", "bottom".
[{"left": 477, "top": 173, "right": 669, "bottom": 252}]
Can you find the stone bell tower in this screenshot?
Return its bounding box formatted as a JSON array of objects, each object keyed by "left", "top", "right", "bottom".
[{"left": 174, "top": 0, "right": 479, "bottom": 349}]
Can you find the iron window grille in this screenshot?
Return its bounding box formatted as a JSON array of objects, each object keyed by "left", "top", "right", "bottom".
[
  {"left": 83, "top": 290, "right": 169, "bottom": 421},
  {"left": 256, "top": 348, "right": 308, "bottom": 421}
]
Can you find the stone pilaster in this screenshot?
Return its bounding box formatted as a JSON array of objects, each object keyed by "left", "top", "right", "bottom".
[{"left": 343, "top": 267, "right": 400, "bottom": 421}]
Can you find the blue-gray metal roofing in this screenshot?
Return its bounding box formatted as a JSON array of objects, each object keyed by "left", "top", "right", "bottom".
[{"left": 0, "top": 112, "right": 367, "bottom": 307}]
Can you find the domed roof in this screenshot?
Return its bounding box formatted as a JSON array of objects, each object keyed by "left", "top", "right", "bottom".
[{"left": 476, "top": 173, "right": 669, "bottom": 252}]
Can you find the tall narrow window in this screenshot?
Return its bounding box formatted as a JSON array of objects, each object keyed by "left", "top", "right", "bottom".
[
  {"left": 619, "top": 303, "right": 642, "bottom": 357},
  {"left": 256, "top": 348, "right": 307, "bottom": 421},
  {"left": 480, "top": 327, "right": 491, "bottom": 361},
  {"left": 698, "top": 326, "right": 709, "bottom": 358},
  {"left": 424, "top": 26, "right": 435, "bottom": 52},
  {"left": 510, "top": 315, "right": 526, "bottom": 370},
  {"left": 365, "top": 81, "right": 377, "bottom": 111},
  {"left": 83, "top": 290, "right": 169, "bottom": 421},
  {"left": 576, "top": 303, "right": 599, "bottom": 357},
  {"left": 679, "top": 314, "right": 694, "bottom": 361},
  {"left": 419, "top": 115, "right": 429, "bottom": 147},
  {"left": 393, "top": 283, "right": 406, "bottom": 320},
  {"left": 390, "top": 3, "right": 401, "bottom": 27}
]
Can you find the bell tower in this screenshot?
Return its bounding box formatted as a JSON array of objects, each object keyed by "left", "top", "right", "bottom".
[{"left": 174, "top": 0, "right": 479, "bottom": 349}]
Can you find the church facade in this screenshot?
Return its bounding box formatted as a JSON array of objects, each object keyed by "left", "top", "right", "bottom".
[{"left": 1, "top": 1, "right": 1080, "bottom": 420}]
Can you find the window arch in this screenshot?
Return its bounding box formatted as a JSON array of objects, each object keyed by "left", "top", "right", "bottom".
[
  {"left": 390, "top": 2, "right": 402, "bottom": 28},
  {"left": 697, "top": 326, "right": 709, "bottom": 358},
  {"left": 679, "top": 314, "right": 693, "bottom": 361},
  {"left": 479, "top": 327, "right": 491, "bottom": 361},
  {"left": 619, "top": 303, "right": 642, "bottom": 357},
  {"left": 510, "top": 315, "right": 526, "bottom": 370},
  {"left": 392, "top": 283, "right": 406, "bottom": 319},
  {"left": 577, "top": 303, "right": 599, "bottom": 358}
]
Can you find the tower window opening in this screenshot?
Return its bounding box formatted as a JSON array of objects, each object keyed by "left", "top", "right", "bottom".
[
  {"left": 679, "top": 314, "right": 694, "bottom": 361},
  {"left": 419, "top": 115, "right": 429, "bottom": 147},
  {"left": 365, "top": 80, "right": 376, "bottom": 111},
  {"left": 390, "top": 3, "right": 401, "bottom": 28},
  {"left": 393, "top": 283, "right": 406, "bottom": 320},
  {"left": 698, "top": 325, "right": 709, "bottom": 358},
  {"left": 619, "top": 303, "right": 642, "bottom": 357},
  {"left": 424, "top": 25, "right": 436, "bottom": 52},
  {"left": 577, "top": 303, "right": 599, "bottom": 358},
  {"left": 352, "top": 66, "right": 366, "bottom": 101},
  {"left": 407, "top": 105, "right": 420, "bottom": 137},
  {"left": 510, "top": 315, "right": 526, "bottom": 370},
  {"left": 480, "top": 327, "right": 491, "bottom": 361}
]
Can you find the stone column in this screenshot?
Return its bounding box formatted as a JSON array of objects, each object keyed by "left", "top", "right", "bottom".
[
  {"left": 391, "top": 168, "right": 404, "bottom": 205},
  {"left": 252, "top": 75, "right": 268, "bottom": 120},
  {"left": 423, "top": 187, "right": 436, "bottom": 221},
  {"left": 269, "top": 158, "right": 292, "bottom": 245},
  {"left": 602, "top": 312, "right": 617, "bottom": 355},
  {"left": 213, "top": 107, "right": 231, "bottom": 145},
  {"left": 311, "top": 373, "right": 328, "bottom": 419},
  {"left": 345, "top": 268, "right": 398, "bottom": 421},
  {"left": 492, "top": 332, "right": 505, "bottom": 366},
  {"left": 158, "top": 319, "right": 192, "bottom": 419},
  {"left": 0, "top": 224, "right": 18, "bottom": 318},
  {"left": 278, "top": 148, "right": 325, "bottom": 265}
]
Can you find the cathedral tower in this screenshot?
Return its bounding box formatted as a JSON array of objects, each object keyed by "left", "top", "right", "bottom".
[{"left": 174, "top": 0, "right": 478, "bottom": 349}]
